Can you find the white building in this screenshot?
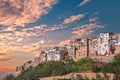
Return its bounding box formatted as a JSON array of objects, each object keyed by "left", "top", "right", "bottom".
[
  {"left": 98, "top": 32, "right": 113, "bottom": 55},
  {"left": 42, "top": 47, "right": 67, "bottom": 61},
  {"left": 65, "top": 44, "right": 76, "bottom": 59},
  {"left": 46, "top": 49, "right": 55, "bottom": 61}
]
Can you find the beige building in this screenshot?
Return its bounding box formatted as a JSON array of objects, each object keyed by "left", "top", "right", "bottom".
[
  {"left": 89, "top": 37, "right": 98, "bottom": 56},
  {"left": 65, "top": 40, "right": 77, "bottom": 60},
  {"left": 40, "top": 51, "right": 47, "bottom": 62},
  {"left": 75, "top": 38, "right": 89, "bottom": 60}
]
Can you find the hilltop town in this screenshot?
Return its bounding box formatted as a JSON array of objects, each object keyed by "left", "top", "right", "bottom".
[{"left": 15, "top": 32, "right": 120, "bottom": 75}]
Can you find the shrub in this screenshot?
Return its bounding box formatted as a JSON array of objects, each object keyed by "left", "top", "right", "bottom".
[
  {"left": 91, "top": 62, "right": 105, "bottom": 73},
  {"left": 112, "top": 53, "right": 120, "bottom": 75},
  {"left": 3, "top": 74, "right": 15, "bottom": 80},
  {"left": 77, "top": 57, "right": 94, "bottom": 71},
  {"left": 96, "top": 73, "right": 104, "bottom": 80}
]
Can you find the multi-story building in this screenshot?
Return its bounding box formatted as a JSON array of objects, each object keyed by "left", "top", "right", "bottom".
[
  {"left": 81, "top": 38, "right": 89, "bottom": 57},
  {"left": 111, "top": 33, "right": 120, "bottom": 46},
  {"left": 41, "top": 47, "right": 67, "bottom": 61},
  {"left": 98, "top": 32, "right": 113, "bottom": 55},
  {"left": 75, "top": 39, "right": 82, "bottom": 60},
  {"left": 16, "top": 32, "right": 120, "bottom": 75},
  {"left": 75, "top": 32, "right": 120, "bottom": 57},
  {"left": 65, "top": 44, "right": 76, "bottom": 59},
  {"left": 89, "top": 37, "right": 98, "bottom": 56},
  {"left": 75, "top": 38, "right": 90, "bottom": 60},
  {"left": 40, "top": 51, "right": 47, "bottom": 62},
  {"left": 111, "top": 33, "right": 120, "bottom": 54}
]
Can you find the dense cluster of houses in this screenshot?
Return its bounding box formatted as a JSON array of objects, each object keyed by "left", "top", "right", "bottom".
[
  {"left": 16, "top": 47, "right": 68, "bottom": 74},
  {"left": 64, "top": 32, "right": 120, "bottom": 60},
  {"left": 16, "top": 32, "right": 120, "bottom": 74}
]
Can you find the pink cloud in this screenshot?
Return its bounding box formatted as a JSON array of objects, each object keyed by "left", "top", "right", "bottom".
[
  {"left": 72, "top": 22, "right": 104, "bottom": 38},
  {"left": 63, "top": 14, "right": 85, "bottom": 25},
  {"left": 0, "top": 23, "right": 65, "bottom": 55},
  {"left": 0, "top": 53, "right": 12, "bottom": 62},
  {"left": 0, "top": 0, "right": 58, "bottom": 26},
  {"left": 89, "top": 17, "right": 98, "bottom": 22},
  {"left": 79, "top": 0, "right": 90, "bottom": 6}
]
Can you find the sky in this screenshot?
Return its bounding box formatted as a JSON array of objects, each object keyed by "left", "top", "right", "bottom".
[{"left": 0, "top": 0, "right": 120, "bottom": 70}]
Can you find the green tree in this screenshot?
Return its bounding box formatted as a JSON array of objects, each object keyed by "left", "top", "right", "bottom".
[
  {"left": 103, "top": 73, "right": 109, "bottom": 80},
  {"left": 75, "top": 74, "right": 83, "bottom": 80},
  {"left": 77, "top": 57, "right": 94, "bottom": 71},
  {"left": 96, "top": 73, "right": 104, "bottom": 80},
  {"left": 3, "top": 74, "right": 15, "bottom": 80},
  {"left": 113, "top": 54, "right": 120, "bottom": 71}
]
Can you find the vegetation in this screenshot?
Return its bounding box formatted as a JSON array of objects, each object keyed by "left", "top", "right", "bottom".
[
  {"left": 91, "top": 62, "right": 105, "bottom": 73},
  {"left": 77, "top": 57, "right": 94, "bottom": 71},
  {"left": 111, "top": 54, "right": 120, "bottom": 79},
  {"left": 54, "top": 73, "right": 110, "bottom": 80},
  {"left": 3, "top": 74, "right": 15, "bottom": 80},
  {"left": 3, "top": 53, "right": 120, "bottom": 80}
]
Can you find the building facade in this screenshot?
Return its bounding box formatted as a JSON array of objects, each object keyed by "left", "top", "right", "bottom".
[
  {"left": 89, "top": 37, "right": 98, "bottom": 56},
  {"left": 40, "top": 51, "right": 47, "bottom": 62},
  {"left": 98, "top": 33, "right": 113, "bottom": 55},
  {"left": 16, "top": 32, "right": 120, "bottom": 75},
  {"left": 65, "top": 44, "right": 76, "bottom": 59},
  {"left": 111, "top": 33, "right": 120, "bottom": 54}
]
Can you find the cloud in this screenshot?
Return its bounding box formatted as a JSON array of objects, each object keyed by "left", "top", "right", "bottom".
[
  {"left": 31, "top": 40, "right": 46, "bottom": 46},
  {"left": 0, "top": 41, "right": 45, "bottom": 54},
  {"left": 0, "top": 66, "right": 16, "bottom": 71},
  {"left": 79, "top": 0, "right": 90, "bottom": 6},
  {"left": 0, "top": 23, "right": 66, "bottom": 56},
  {"left": 89, "top": 17, "right": 98, "bottom": 22},
  {"left": 0, "top": 43, "right": 8, "bottom": 53},
  {"left": 59, "top": 39, "right": 71, "bottom": 46},
  {"left": 0, "top": 38, "right": 55, "bottom": 57},
  {"left": 0, "top": 0, "right": 58, "bottom": 26},
  {"left": 0, "top": 25, "right": 47, "bottom": 45},
  {"left": 0, "top": 53, "right": 12, "bottom": 62},
  {"left": 72, "top": 22, "right": 104, "bottom": 38},
  {"left": 0, "top": 53, "right": 6, "bottom": 55},
  {"left": 0, "top": 24, "right": 66, "bottom": 47},
  {"left": 63, "top": 14, "right": 85, "bottom": 25}
]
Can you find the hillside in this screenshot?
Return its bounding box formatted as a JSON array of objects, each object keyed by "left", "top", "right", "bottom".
[
  {"left": 39, "top": 72, "right": 114, "bottom": 80},
  {"left": 4, "top": 53, "right": 120, "bottom": 80},
  {"left": 0, "top": 71, "right": 15, "bottom": 80}
]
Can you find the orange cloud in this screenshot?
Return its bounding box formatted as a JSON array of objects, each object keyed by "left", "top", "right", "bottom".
[
  {"left": 63, "top": 14, "right": 85, "bottom": 25},
  {"left": 79, "top": 0, "right": 90, "bottom": 6},
  {"left": 0, "top": 24, "right": 65, "bottom": 47},
  {"left": 0, "top": 39, "right": 51, "bottom": 57},
  {"left": 59, "top": 40, "right": 71, "bottom": 46},
  {"left": 0, "top": 66, "right": 16, "bottom": 71},
  {"left": 0, "top": 53, "right": 12, "bottom": 62},
  {"left": 0, "top": 0, "right": 58, "bottom": 26},
  {"left": 0, "top": 53, "right": 6, "bottom": 55},
  {"left": 72, "top": 22, "right": 104, "bottom": 38}
]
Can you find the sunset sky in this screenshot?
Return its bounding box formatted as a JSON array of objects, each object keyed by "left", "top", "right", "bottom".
[{"left": 0, "top": 0, "right": 120, "bottom": 70}]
